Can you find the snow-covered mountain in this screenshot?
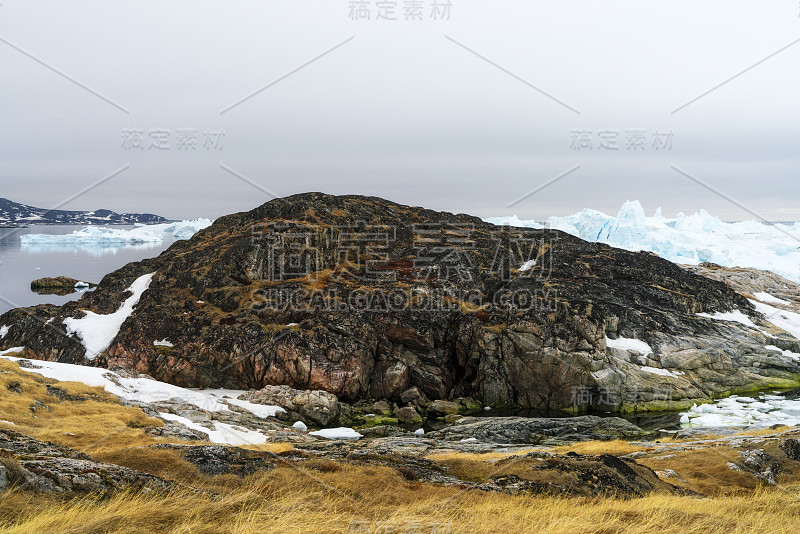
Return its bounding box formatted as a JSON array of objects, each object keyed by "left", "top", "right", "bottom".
[{"left": 0, "top": 198, "right": 168, "bottom": 225}]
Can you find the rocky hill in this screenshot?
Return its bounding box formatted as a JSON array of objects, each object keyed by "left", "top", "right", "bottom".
[
  {"left": 1, "top": 193, "right": 799, "bottom": 413},
  {"left": 0, "top": 197, "right": 167, "bottom": 225}
]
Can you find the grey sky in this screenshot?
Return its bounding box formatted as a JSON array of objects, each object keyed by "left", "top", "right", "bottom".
[{"left": 1, "top": 0, "right": 798, "bottom": 222}]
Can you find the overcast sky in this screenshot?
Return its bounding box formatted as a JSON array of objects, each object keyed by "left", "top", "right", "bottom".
[{"left": 1, "top": 1, "right": 798, "bottom": 222}]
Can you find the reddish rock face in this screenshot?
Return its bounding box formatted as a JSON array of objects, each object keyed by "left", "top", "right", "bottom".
[{"left": 2, "top": 193, "right": 795, "bottom": 412}]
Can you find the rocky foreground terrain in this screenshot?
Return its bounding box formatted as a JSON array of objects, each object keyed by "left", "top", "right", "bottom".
[{"left": 2, "top": 193, "right": 800, "bottom": 422}]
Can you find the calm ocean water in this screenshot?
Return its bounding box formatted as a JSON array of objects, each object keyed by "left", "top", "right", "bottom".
[{"left": 0, "top": 225, "right": 175, "bottom": 315}]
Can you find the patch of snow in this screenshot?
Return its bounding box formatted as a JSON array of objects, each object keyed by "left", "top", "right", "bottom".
[
  {"left": 414, "top": 428, "right": 425, "bottom": 436},
  {"left": 63, "top": 273, "right": 155, "bottom": 360},
  {"left": 459, "top": 437, "right": 478, "bottom": 443},
  {"left": 696, "top": 310, "right": 756, "bottom": 329},
  {"left": 309, "top": 427, "right": 363, "bottom": 440},
  {"left": 0, "top": 420, "right": 14, "bottom": 425},
  {"left": 765, "top": 345, "right": 800, "bottom": 361},
  {"left": 0, "top": 347, "right": 24, "bottom": 357},
  {"left": 286, "top": 323, "right": 299, "bottom": 327},
  {"left": 1, "top": 354, "right": 232, "bottom": 412},
  {"left": 0, "top": 325, "right": 8, "bottom": 339},
  {"left": 640, "top": 366, "right": 685, "bottom": 378},
  {"left": 74, "top": 281, "right": 90, "bottom": 288},
  {"left": 519, "top": 259, "right": 537, "bottom": 272},
  {"left": 754, "top": 292, "right": 791, "bottom": 306},
  {"left": 605, "top": 336, "right": 653, "bottom": 355},
  {"left": 750, "top": 300, "right": 800, "bottom": 340},
  {"left": 222, "top": 396, "right": 286, "bottom": 419},
  {"left": 292, "top": 421, "right": 308, "bottom": 432},
  {"left": 158, "top": 413, "right": 267, "bottom": 446},
  {"left": 153, "top": 339, "right": 174, "bottom": 347}
]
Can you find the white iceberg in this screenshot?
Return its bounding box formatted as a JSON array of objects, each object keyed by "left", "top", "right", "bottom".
[
  {"left": 487, "top": 202, "right": 800, "bottom": 282},
  {"left": 20, "top": 219, "right": 214, "bottom": 253}
]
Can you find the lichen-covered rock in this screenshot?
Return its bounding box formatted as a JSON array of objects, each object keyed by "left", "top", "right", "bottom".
[
  {"left": 427, "top": 416, "right": 649, "bottom": 446},
  {"left": 150, "top": 444, "right": 278, "bottom": 476},
  {"left": 474, "top": 452, "right": 693, "bottom": 497},
  {"left": 3, "top": 194, "right": 800, "bottom": 413},
  {"left": 427, "top": 400, "right": 460, "bottom": 417},
  {"left": 0, "top": 429, "right": 172, "bottom": 495},
  {"left": 241, "top": 385, "right": 341, "bottom": 426},
  {"left": 395, "top": 406, "right": 423, "bottom": 425}
]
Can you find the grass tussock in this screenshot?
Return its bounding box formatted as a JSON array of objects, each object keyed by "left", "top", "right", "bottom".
[
  {"left": 0, "top": 358, "right": 168, "bottom": 453},
  {"left": 551, "top": 439, "right": 647, "bottom": 456},
  {"left": 2, "top": 469, "right": 800, "bottom": 534}
]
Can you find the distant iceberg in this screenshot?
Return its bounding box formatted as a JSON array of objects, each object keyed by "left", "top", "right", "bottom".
[
  {"left": 486, "top": 202, "right": 800, "bottom": 282},
  {"left": 20, "top": 219, "right": 213, "bottom": 253}
]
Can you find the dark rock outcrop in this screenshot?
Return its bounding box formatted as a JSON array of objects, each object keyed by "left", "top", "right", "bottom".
[
  {"left": 240, "top": 385, "right": 341, "bottom": 426},
  {"left": 474, "top": 451, "right": 693, "bottom": 497},
  {"left": 2, "top": 193, "right": 799, "bottom": 412},
  {"left": 427, "top": 416, "right": 649, "bottom": 446},
  {"left": 0, "top": 429, "right": 172, "bottom": 495},
  {"left": 151, "top": 444, "right": 279, "bottom": 476},
  {"left": 30, "top": 277, "right": 95, "bottom": 296}
]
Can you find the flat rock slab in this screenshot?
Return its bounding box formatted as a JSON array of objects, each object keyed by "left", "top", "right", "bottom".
[
  {"left": 0, "top": 429, "right": 173, "bottom": 495},
  {"left": 427, "top": 416, "right": 650, "bottom": 446}
]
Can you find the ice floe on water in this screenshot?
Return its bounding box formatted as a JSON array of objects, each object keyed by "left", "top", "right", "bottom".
[
  {"left": 20, "top": 219, "right": 213, "bottom": 252},
  {"left": 681, "top": 393, "right": 800, "bottom": 430},
  {"left": 486, "top": 201, "right": 800, "bottom": 283}
]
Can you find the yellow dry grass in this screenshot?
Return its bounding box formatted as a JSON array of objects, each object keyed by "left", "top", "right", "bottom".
[
  {"left": 3, "top": 357, "right": 800, "bottom": 532},
  {"left": 551, "top": 439, "right": 648, "bottom": 456},
  {"left": 0, "top": 358, "right": 167, "bottom": 453},
  {"left": 2, "top": 469, "right": 800, "bottom": 533},
  {"left": 425, "top": 448, "right": 541, "bottom": 463}
]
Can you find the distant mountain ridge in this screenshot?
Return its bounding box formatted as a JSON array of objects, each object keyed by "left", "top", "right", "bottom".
[{"left": 0, "top": 198, "right": 168, "bottom": 225}]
